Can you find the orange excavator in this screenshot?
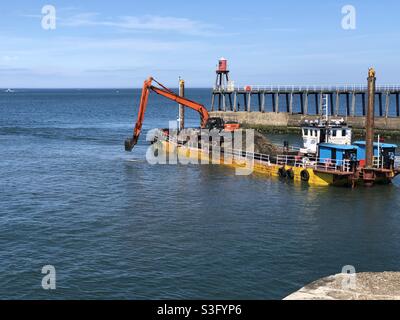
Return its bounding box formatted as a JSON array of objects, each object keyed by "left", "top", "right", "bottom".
[{"left": 125, "top": 77, "right": 239, "bottom": 151}]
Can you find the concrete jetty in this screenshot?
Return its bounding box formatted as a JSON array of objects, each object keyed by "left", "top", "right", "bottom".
[{"left": 284, "top": 272, "right": 400, "bottom": 300}]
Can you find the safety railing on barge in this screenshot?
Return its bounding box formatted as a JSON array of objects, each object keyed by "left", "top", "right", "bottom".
[
  {"left": 276, "top": 155, "right": 351, "bottom": 173},
  {"left": 184, "top": 140, "right": 351, "bottom": 173},
  {"left": 223, "top": 148, "right": 271, "bottom": 164},
  {"left": 225, "top": 151, "right": 352, "bottom": 173}
]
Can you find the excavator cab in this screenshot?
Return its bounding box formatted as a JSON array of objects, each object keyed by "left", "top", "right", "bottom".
[{"left": 205, "top": 117, "right": 225, "bottom": 130}]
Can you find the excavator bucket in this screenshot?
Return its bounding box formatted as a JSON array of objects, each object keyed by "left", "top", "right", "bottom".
[
  {"left": 125, "top": 136, "right": 139, "bottom": 152},
  {"left": 125, "top": 138, "right": 134, "bottom": 152}
]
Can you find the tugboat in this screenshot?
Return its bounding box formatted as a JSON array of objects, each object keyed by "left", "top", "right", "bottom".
[
  {"left": 295, "top": 68, "right": 399, "bottom": 186},
  {"left": 296, "top": 116, "right": 398, "bottom": 186}
]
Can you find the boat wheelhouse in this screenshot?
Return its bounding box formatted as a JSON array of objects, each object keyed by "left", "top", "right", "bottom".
[{"left": 300, "top": 118, "right": 352, "bottom": 155}]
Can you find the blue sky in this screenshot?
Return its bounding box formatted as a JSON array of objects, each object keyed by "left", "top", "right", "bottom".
[{"left": 0, "top": 0, "right": 399, "bottom": 88}]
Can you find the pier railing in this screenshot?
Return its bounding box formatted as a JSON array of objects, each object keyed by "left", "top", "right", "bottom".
[{"left": 214, "top": 84, "right": 400, "bottom": 92}]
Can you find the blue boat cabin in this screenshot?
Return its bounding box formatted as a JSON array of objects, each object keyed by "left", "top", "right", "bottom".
[{"left": 318, "top": 143, "right": 358, "bottom": 167}]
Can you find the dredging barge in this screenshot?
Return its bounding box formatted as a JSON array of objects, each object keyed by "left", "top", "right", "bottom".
[{"left": 125, "top": 69, "right": 400, "bottom": 187}]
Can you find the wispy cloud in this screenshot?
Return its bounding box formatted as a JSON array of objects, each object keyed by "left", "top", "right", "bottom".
[
  {"left": 59, "top": 12, "right": 218, "bottom": 36},
  {"left": 1, "top": 55, "right": 19, "bottom": 62}
]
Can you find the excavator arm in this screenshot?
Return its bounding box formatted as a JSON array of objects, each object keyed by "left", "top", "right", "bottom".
[{"left": 125, "top": 77, "right": 209, "bottom": 151}]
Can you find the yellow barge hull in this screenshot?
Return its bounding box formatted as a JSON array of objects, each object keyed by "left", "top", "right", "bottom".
[{"left": 158, "top": 140, "right": 354, "bottom": 187}]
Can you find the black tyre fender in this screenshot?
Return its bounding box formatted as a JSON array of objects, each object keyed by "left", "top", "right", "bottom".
[
  {"left": 278, "top": 167, "right": 287, "bottom": 178},
  {"left": 300, "top": 169, "right": 310, "bottom": 182},
  {"left": 286, "top": 168, "right": 295, "bottom": 180}
]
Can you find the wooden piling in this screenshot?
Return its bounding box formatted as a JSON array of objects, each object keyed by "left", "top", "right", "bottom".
[{"left": 366, "top": 68, "right": 376, "bottom": 168}]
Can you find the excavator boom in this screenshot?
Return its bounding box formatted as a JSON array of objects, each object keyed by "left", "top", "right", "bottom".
[{"left": 125, "top": 77, "right": 210, "bottom": 151}]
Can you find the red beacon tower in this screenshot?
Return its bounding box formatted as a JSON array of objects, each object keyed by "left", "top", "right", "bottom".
[
  {"left": 212, "top": 57, "right": 234, "bottom": 111},
  {"left": 215, "top": 57, "right": 230, "bottom": 89},
  {"left": 218, "top": 57, "right": 228, "bottom": 72}
]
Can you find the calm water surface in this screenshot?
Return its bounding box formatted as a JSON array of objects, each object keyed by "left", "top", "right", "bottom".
[{"left": 1, "top": 89, "right": 400, "bottom": 299}]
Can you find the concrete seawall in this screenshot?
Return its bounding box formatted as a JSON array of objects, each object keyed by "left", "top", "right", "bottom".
[{"left": 210, "top": 111, "right": 400, "bottom": 135}]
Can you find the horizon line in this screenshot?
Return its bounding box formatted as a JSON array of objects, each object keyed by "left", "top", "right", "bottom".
[{"left": 0, "top": 87, "right": 213, "bottom": 90}]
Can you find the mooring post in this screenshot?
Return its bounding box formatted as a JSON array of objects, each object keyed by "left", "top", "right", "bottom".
[
  {"left": 178, "top": 78, "right": 185, "bottom": 131},
  {"left": 366, "top": 68, "right": 376, "bottom": 168}
]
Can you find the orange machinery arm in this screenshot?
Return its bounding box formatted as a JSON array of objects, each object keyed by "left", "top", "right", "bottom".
[{"left": 125, "top": 77, "right": 209, "bottom": 151}]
